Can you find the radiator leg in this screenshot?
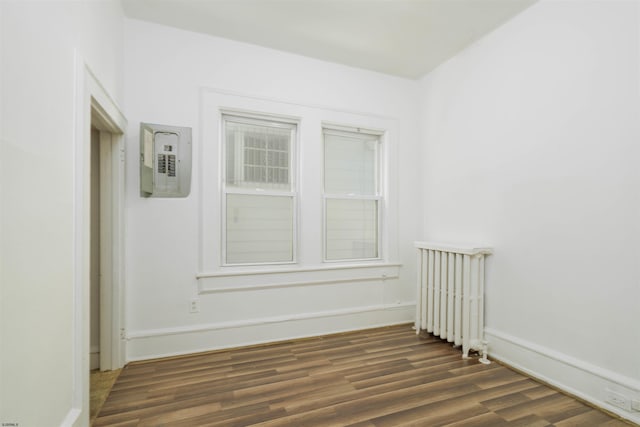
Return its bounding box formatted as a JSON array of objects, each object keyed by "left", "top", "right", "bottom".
[
  {"left": 462, "top": 346, "right": 470, "bottom": 359},
  {"left": 479, "top": 340, "right": 491, "bottom": 365}
]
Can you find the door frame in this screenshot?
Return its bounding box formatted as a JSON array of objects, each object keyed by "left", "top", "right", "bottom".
[
  {"left": 93, "top": 113, "right": 125, "bottom": 372},
  {"left": 72, "top": 52, "right": 127, "bottom": 426}
]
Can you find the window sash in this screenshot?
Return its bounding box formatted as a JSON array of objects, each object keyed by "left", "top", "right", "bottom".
[
  {"left": 222, "top": 113, "right": 298, "bottom": 265},
  {"left": 224, "top": 114, "right": 296, "bottom": 192},
  {"left": 224, "top": 193, "right": 296, "bottom": 265},
  {"left": 322, "top": 126, "right": 383, "bottom": 262},
  {"left": 324, "top": 196, "right": 381, "bottom": 261},
  {"left": 323, "top": 130, "right": 380, "bottom": 196}
]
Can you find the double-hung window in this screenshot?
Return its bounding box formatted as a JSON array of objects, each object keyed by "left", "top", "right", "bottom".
[
  {"left": 323, "top": 126, "right": 382, "bottom": 261},
  {"left": 222, "top": 113, "right": 297, "bottom": 265}
]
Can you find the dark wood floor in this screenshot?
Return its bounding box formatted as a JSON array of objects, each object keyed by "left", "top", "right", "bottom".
[{"left": 94, "top": 324, "right": 633, "bottom": 426}]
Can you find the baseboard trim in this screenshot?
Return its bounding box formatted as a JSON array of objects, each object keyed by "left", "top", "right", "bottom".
[
  {"left": 60, "top": 407, "right": 81, "bottom": 427},
  {"left": 127, "top": 303, "right": 414, "bottom": 362},
  {"left": 485, "top": 328, "right": 640, "bottom": 425},
  {"left": 128, "top": 303, "right": 413, "bottom": 339}
]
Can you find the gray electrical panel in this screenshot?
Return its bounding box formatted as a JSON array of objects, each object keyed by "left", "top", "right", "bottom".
[{"left": 140, "top": 123, "right": 192, "bottom": 197}]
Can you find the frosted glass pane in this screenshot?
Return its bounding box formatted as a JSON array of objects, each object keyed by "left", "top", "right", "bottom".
[
  {"left": 326, "top": 199, "right": 378, "bottom": 260},
  {"left": 226, "top": 194, "right": 294, "bottom": 263},
  {"left": 226, "top": 120, "right": 292, "bottom": 191},
  {"left": 324, "top": 133, "right": 377, "bottom": 195}
]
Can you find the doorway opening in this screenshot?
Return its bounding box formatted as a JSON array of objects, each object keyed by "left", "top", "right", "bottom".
[
  {"left": 72, "top": 59, "right": 127, "bottom": 425},
  {"left": 88, "top": 105, "right": 126, "bottom": 422},
  {"left": 89, "top": 106, "right": 125, "bottom": 372}
]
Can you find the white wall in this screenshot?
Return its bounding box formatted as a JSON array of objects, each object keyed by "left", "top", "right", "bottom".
[
  {"left": 419, "top": 0, "right": 640, "bottom": 422},
  {"left": 0, "top": 1, "right": 124, "bottom": 426},
  {"left": 123, "top": 19, "right": 422, "bottom": 361}
]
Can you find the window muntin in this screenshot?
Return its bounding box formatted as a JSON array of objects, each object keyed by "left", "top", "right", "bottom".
[
  {"left": 222, "top": 114, "right": 297, "bottom": 265},
  {"left": 323, "top": 127, "right": 382, "bottom": 262}
]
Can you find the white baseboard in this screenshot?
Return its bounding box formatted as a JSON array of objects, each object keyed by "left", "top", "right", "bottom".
[
  {"left": 485, "top": 328, "right": 640, "bottom": 425},
  {"left": 59, "top": 407, "right": 81, "bottom": 427},
  {"left": 127, "top": 303, "right": 414, "bottom": 362}
]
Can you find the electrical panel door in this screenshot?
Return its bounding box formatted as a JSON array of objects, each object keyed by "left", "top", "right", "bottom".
[{"left": 140, "top": 123, "right": 192, "bottom": 197}]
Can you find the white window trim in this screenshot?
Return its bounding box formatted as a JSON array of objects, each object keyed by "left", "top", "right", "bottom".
[
  {"left": 199, "top": 88, "right": 399, "bottom": 277},
  {"left": 220, "top": 111, "right": 299, "bottom": 266},
  {"left": 322, "top": 124, "right": 385, "bottom": 263}
]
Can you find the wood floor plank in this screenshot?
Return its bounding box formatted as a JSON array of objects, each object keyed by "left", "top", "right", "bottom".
[
  {"left": 496, "top": 391, "right": 585, "bottom": 422},
  {"left": 440, "top": 411, "right": 511, "bottom": 427},
  {"left": 479, "top": 391, "right": 531, "bottom": 412},
  {"left": 506, "top": 414, "right": 552, "bottom": 427},
  {"left": 554, "top": 409, "right": 628, "bottom": 426},
  {"left": 94, "top": 324, "right": 635, "bottom": 426},
  {"left": 369, "top": 402, "right": 489, "bottom": 427}
]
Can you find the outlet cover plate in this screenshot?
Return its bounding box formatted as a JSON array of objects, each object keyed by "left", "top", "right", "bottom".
[
  {"left": 190, "top": 299, "right": 200, "bottom": 313},
  {"left": 605, "top": 389, "right": 631, "bottom": 411}
]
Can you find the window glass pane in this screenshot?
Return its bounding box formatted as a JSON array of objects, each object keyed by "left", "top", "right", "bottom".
[
  {"left": 324, "top": 132, "right": 378, "bottom": 195},
  {"left": 226, "top": 194, "right": 294, "bottom": 264},
  {"left": 225, "top": 120, "right": 292, "bottom": 191},
  {"left": 325, "top": 198, "right": 378, "bottom": 260}
]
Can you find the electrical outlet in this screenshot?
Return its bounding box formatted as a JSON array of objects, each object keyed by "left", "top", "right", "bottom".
[
  {"left": 605, "top": 389, "right": 631, "bottom": 411},
  {"left": 190, "top": 299, "right": 200, "bottom": 313}
]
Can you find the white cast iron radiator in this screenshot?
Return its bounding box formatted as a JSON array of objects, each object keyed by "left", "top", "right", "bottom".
[{"left": 415, "top": 242, "right": 493, "bottom": 361}]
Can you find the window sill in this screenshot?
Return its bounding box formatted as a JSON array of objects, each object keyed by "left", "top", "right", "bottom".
[{"left": 196, "top": 262, "right": 402, "bottom": 294}]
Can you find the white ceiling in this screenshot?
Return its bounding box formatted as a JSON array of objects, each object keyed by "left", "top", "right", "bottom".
[{"left": 122, "top": 0, "right": 537, "bottom": 79}]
